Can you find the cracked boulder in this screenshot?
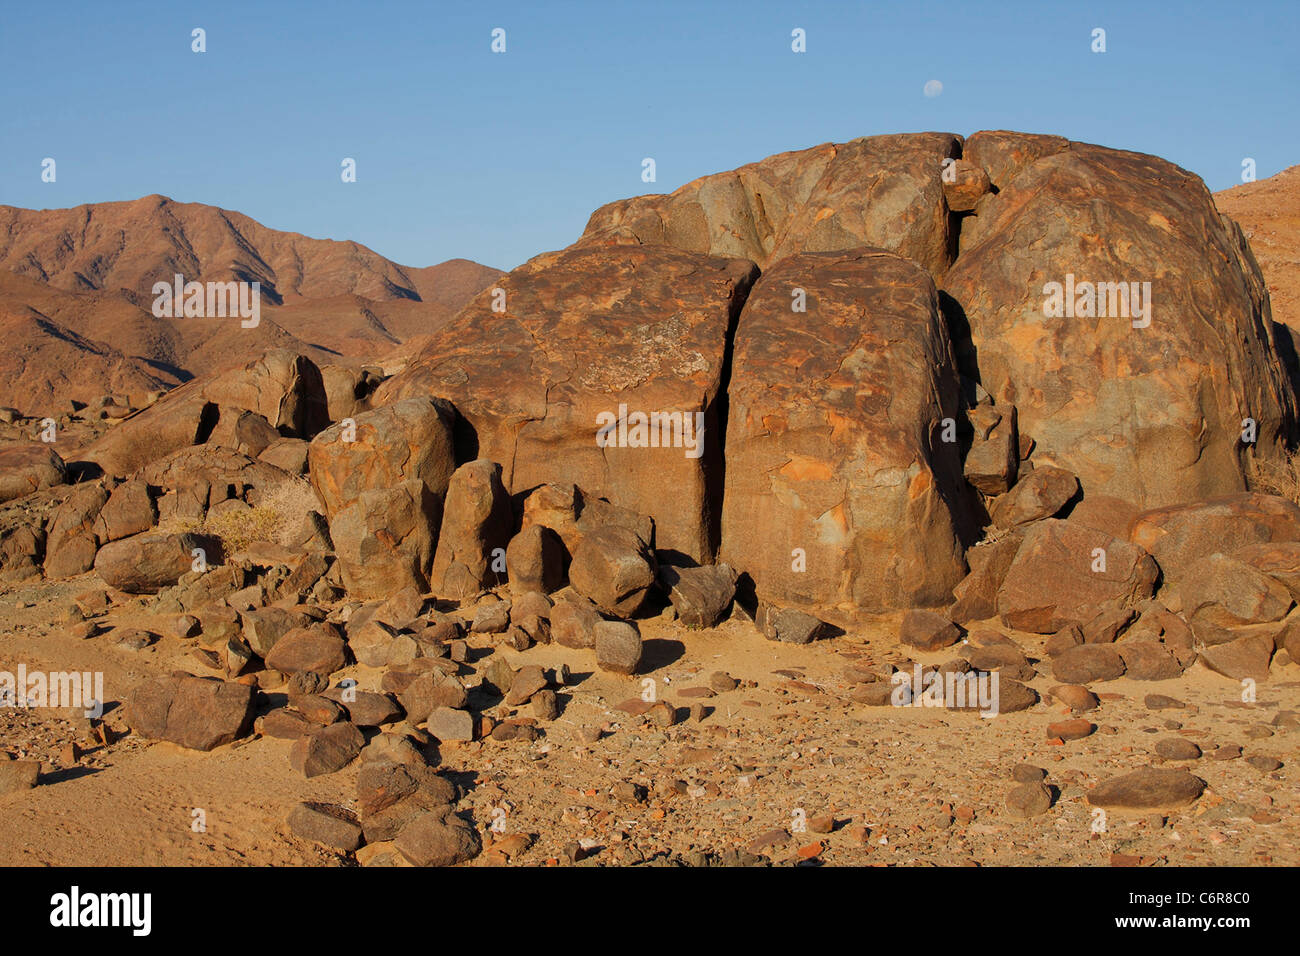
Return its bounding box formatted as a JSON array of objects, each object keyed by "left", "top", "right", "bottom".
[{"left": 375, "top": 244, "right": 758, "bottom": 563}]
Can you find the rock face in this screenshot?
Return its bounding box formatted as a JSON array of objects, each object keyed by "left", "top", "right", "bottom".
[
  {"left": 376, "top": 244, "right": 758, "bottom": 563},
  {"left": 0, "top": 444, "right": 66, "bottom": 502},
  {"left": 997, "top": 519, "right": 1159, "bottom": 633},
  {"left": 578, "top": 133, "right": 962, "bottom": 278},
  {"left": 945, "top": 135, "right": 1297, "bottom": 510},
  {"left": 126, "top": 675, "right": 255, "bottom": 751},
  {"left": 719, "top": 250, "right": 974, "bottom": 613}
]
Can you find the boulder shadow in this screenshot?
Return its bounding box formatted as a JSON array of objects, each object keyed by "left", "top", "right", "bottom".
[{"left": 639, "top": 637, "right": 685, "bottom": 671}]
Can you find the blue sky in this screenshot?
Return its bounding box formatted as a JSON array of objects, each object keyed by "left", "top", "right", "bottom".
[{"left": 2, "top": 0, "right": 1296, "bottom": 272}]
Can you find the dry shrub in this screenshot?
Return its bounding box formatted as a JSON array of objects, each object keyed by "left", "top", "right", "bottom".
[
  {"left": 161, "top": 477, "right": 322, "bottom": 553},
  {"left": 1247, "top": 452, "right": 1300, "bottom": 505}
]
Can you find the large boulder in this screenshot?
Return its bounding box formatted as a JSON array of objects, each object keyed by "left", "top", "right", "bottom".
[
  {"left": 1179, "top": 554, "right": 1294, "bottom": 628},
  {"left": 87, "top": 353, "right": 329, "bottom": 478},
  {"left": 375, "top": 244, "right": 758, "bottom": 563},
  {"left": 569, "top": 525, "right": 658, "bottom": 618},
  {"left": 92, "top": 479, "right": 156, "bottom": 543},
  {"left": 1129, "top": 493, "right": 1300, "bottom": 586},
  {"left": 83, "top": 386, "right": 214, "bottom": 478},
  {"left": 319, "top": 365, "right": 380, "bottom": 422},
  {"left": 658, "top": 562, "right": 737, "bottom": 628},
  {"left": 307, "top": 397, "right": 457, "bottom": 520},
  {"left": 0, "top": 444, "right": 67, "bottom": 502},
  {"left": 948, "top": 530, "right": 1024, "bottom": 624},
  {"left": 719, "top": 250, "right": 975, "bottom": 614},
  {"left": 201, "top": 349, "right": 329, "bottom": 438},
  {"left": 990, "top": 466, "right": 1080, "bottom": 529},
  {"left": 330, "top": 481, "right": 437, "bottom": 599},
  {"left": 506, "top": 524, "right": 566, "bottom": 596},
  {"left": 997, "top": 519, "right": 1159, "bottom": 633},
  {"left": 428, "top": 459, "right": 513, "bottom": 601},
  {"left": 94, "top": 531, "right": 216, "bottom": 593},
  {"left": 944, "top": 136, "right": 1297, "bottom": 510},
  {"left": 43, "top": 482, "right": 110, "bottom": 578},
  {"left": 307, "top": 397, "right": 457, "bottom": 597},
  {"left": 578, "top": 132, "right": 962, "bottom": 278},
  {"left": 126, "top": 675, "right": 255, "bottom": 751}
]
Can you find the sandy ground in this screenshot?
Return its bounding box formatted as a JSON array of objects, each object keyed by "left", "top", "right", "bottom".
[{"left": 0, "top": 574, "right": 1296, "bottom": 868}]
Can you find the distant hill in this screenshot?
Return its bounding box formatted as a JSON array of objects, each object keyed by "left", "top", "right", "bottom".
[
  {"left": 0, "top": 195, "right": 500, "bottom": 410},
  {"left": 1216, "top": 165, "right": 1300, "bottom": 330}
]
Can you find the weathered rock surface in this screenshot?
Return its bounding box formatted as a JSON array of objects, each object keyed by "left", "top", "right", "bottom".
[
  {"left": 946, "top": 138, "right": 1297, "bottom": 510},
  {"left": 1129, "top": 494, "right": 1300, "bottom": 585},
  {"left": 578, "top": 132, "right": 962, "bottom": 277},
  {"left": 719, "top": 250, "right": 974, "bottom": 614}
]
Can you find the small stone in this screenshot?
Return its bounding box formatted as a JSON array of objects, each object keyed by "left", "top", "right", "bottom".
[
  {"left": 471, "top": 601, "right": 511, "bottom": 634},
  {"left": 1006, "top": 783, "right": 1053, "bottom": 818},
  {"left": 288, "top": 802, "right": 363, "bottom": 852},
  {"left": 394, "top": 812, "right": 481, "bottom": 867},
  {"left": 1011, "top": 763, "right": 1047, "bottom": 783},
  {"left": 1049, "top": 684, "right": 1100, "bottom": 712},
  {"left": 1145, "top": 694, "right": 1185, "bottom": 710},
  {"left": 0, "top": 760, "right": 41, "bottom": 794},
  {"left": 1246, "top": 755, "right": 1283, "bottom": 772},
  {"left": 708, "top": 671, "right": 738, "bottom": 693},
  {"left": 504, "top": 665, "right": 548, "bottom": 706},
  {"left": 612, "top": 780, "right": 648, "bottom": 804},
  {"left": 1154, "top": 738, "right": 1201, "bottom": 761},
  {"left": 1046, "top": 718, "right": 1094, "bottom": 741},
  {"left": 532, "top": 689, "right": 559, "bottom": 721},
  {"left": 426, "top": 707, "right": 475, "bottom": 742}
]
